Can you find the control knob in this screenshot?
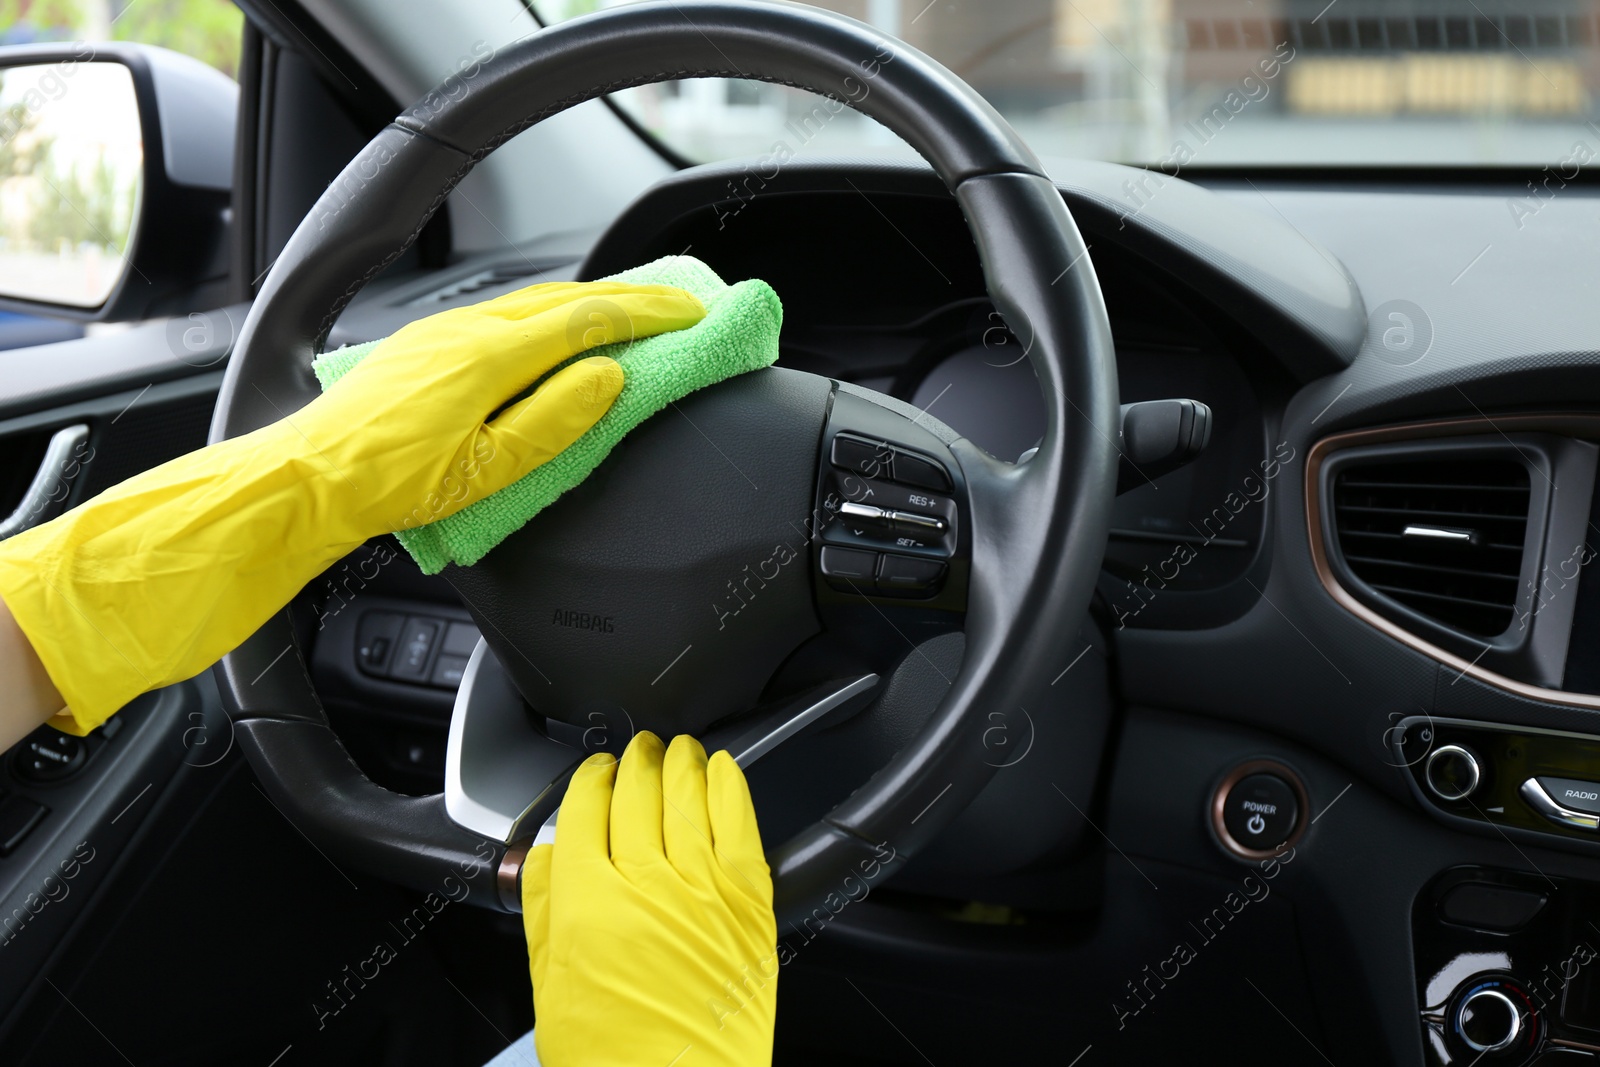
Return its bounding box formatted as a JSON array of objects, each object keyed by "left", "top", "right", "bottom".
[{"left": 1454, "top": 985, "right": 1528, "bottom": 1056}]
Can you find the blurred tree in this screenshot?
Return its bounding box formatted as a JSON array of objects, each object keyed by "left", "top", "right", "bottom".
[
  {"left": 0, "top": 0, "right": 89, "bottom": 43},
  {"left": 111, "top": 0, "right": 243, "bottom": 78},
  {"left": 0, "top": 0, "right": 241, "bottom": 77},
  {"left": 538, "top": 0, "right": 600, "bottom": 21},
  {"left": 29, "top": 163, "right": 84, "bottom": 251},
  {"left": 84, "top": 152, "right": 126, "bottom": 248},
  {"left": 28, "top": 153, "right": 132, "bottom": 253},
  {"left": 0, "top": 99, "right": 50, "bottom": 179}
]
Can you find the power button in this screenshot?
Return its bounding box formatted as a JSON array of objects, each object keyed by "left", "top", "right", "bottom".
[{"left": 1213, "top": 762, "right": 1308, "bottom": 859}]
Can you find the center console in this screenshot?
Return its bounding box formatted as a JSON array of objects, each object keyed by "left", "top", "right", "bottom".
[
  {"left": 1415, "top": 866, "right": 1600, "bottom": 1064},
  {"left": 1398, "top": 718, "right": 1600, "bottom": 1064}
]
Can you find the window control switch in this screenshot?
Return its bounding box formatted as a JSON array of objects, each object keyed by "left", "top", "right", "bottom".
[
  {"left": 356, "top": 611, "right": 406, "bottom": 676},
  {"left": 390, "top": 617, "right": 443, "bottom": 682},
  {"left": 0, "top": 796, "right": 47, "bottom": 855}
]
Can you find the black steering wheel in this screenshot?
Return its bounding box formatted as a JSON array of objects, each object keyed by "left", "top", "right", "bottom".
[{"left": 210, "top": 0, "right": 1117, "bottom": 923}]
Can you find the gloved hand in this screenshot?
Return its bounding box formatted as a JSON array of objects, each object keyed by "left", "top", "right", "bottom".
[
  {"left": 0, "top": 281, "right": 705, "bottom": 734},
  {"left": 523, "top": 733, "right": 779, "bottom": 1067}
]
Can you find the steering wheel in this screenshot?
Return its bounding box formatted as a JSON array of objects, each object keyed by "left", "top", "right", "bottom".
[{"left": 210, "top": 0, "right": 1117, "bottom": 922}]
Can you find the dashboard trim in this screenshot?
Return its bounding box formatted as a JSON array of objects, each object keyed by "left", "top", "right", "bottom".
[{"left": 1306, "top": 413, "right": 1600, "bottom": 711}]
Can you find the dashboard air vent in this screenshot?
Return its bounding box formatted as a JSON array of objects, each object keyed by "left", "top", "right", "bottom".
[{"left": 1332, "top": 458, "right": 1531, "bottom": 638}]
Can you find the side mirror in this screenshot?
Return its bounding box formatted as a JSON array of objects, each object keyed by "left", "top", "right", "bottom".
[{"left": 0, "top": 42, "right": 236, "bottom": 321}]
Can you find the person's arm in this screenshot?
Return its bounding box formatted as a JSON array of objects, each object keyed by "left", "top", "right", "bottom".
[
  {"left": 0, "top": 594, "right": 64, "bottom": 751},
  {"left": 0, "top": 281, "right": 704, "bottom": 745}
]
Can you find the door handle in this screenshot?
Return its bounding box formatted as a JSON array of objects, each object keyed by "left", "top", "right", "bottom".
[{"left": 0, "top": 424, "right": 91, "bottom": 541}]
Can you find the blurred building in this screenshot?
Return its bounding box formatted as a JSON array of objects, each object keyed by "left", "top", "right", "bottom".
[{"left": 564, "top": 0, "right": 1600, "bottom": 166}]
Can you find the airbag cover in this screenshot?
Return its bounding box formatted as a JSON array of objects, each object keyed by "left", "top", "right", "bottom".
[{"left": 445, "top": 366, "right": 831, "bottom": 735}]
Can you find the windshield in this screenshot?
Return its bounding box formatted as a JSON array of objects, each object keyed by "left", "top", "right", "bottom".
[{"left": 535, "top": 0, "right": 1600, "bottom": 172}]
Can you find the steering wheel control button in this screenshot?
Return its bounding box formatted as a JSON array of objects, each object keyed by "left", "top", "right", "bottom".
[
  {"left": 820, "top": 429, "right": 961, "bottom": 579},
  {"left": 820, "top": 546, "right": 880, "bottom": 590},
  {"left": 817, "top": 409, "right": 964, "bottom": 609},
  {"left": 1221, "top": 773, "right": 1299, "bottom": 848},
  {"left": 1455, "top": 986, "right": 1524, "bottom": 1053},
  {"left": 831, "top": 434, "right": 895, "bottom": 480},
  {"left": 0, "top": 796, "right": 47, "bottom": 855},
  {"left": 822, "top": 472, "right": 958, "bottom": 558},
  {"left": 838, "top": 501, "right": 895, "bottom": 537},
  {"left": 356, "top": 611, "right": 405, "bottom": 677},
  {"left": 876, "top": 554, "right": 946, "bottom": 595},
  {"left": 13, "top": 733, "right": 87, "bottom": 784},
  {"left": 391, "top": 617, "right": 442, "bottom": 682},
  {"left": 1425, "top": 744, "right": 1482, "bottom": 802},
  {"left": 828, "top": 434, "right": 954, "bottom": 496},
  {"left": 890, "top": 450, "right": 951, "bottom": 492},
  {"left": 889, "top": 511, "right": 947, "bottom": 538}
]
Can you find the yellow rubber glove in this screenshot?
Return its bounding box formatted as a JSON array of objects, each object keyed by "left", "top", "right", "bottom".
[
  {"left": 523, "top": 733, "right": 779, "bottom": 1067},
  {"left": 0, "top": 282, "right": 706, "bottom": 734}
]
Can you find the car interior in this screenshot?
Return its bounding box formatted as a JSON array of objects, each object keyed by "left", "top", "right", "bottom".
[{"left": 3, "top": 0, "right": 1600, "bottom": 1064}]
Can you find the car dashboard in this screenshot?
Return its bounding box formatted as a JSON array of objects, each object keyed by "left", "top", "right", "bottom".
[{"left": 5, "top": 156, "right": 1600, "bottom": 1064}]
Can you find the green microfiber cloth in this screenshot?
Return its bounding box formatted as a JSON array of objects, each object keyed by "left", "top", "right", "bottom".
[{"left": 311, "top": 255, "right": 781, "bottom": 574}]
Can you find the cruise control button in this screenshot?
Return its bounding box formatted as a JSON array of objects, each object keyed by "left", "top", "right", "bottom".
[
  {"left": 889, "top": 510, "right": 947, "bottom": 537},
  {"left": 877, "top": 554, "right": 946, "bottom": 594},
  {"left": 1221, "top": 773, "right": 1299, "bottom": 849},
  {"left": 831, "top": 435, "right": 894, "bottom": 480},
  {"left": 1536, "top": 777, "right": 1600, "bottom": 817},
  {"left": 820, "top": 546, "right": 879, "bottom": 590},
  {"left": 838, "top": 500, "right": 894, "bottom": 537},
  {"left": 391, "top": 617, "right": 442, "bottom": 682},
  {"left": 891, "top": 451, "right": 951, "bottom": 492}
]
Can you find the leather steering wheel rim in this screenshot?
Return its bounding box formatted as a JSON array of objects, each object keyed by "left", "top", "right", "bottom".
[{"left": 209, "top": 0, "right": 1118, "bottom": 920}]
